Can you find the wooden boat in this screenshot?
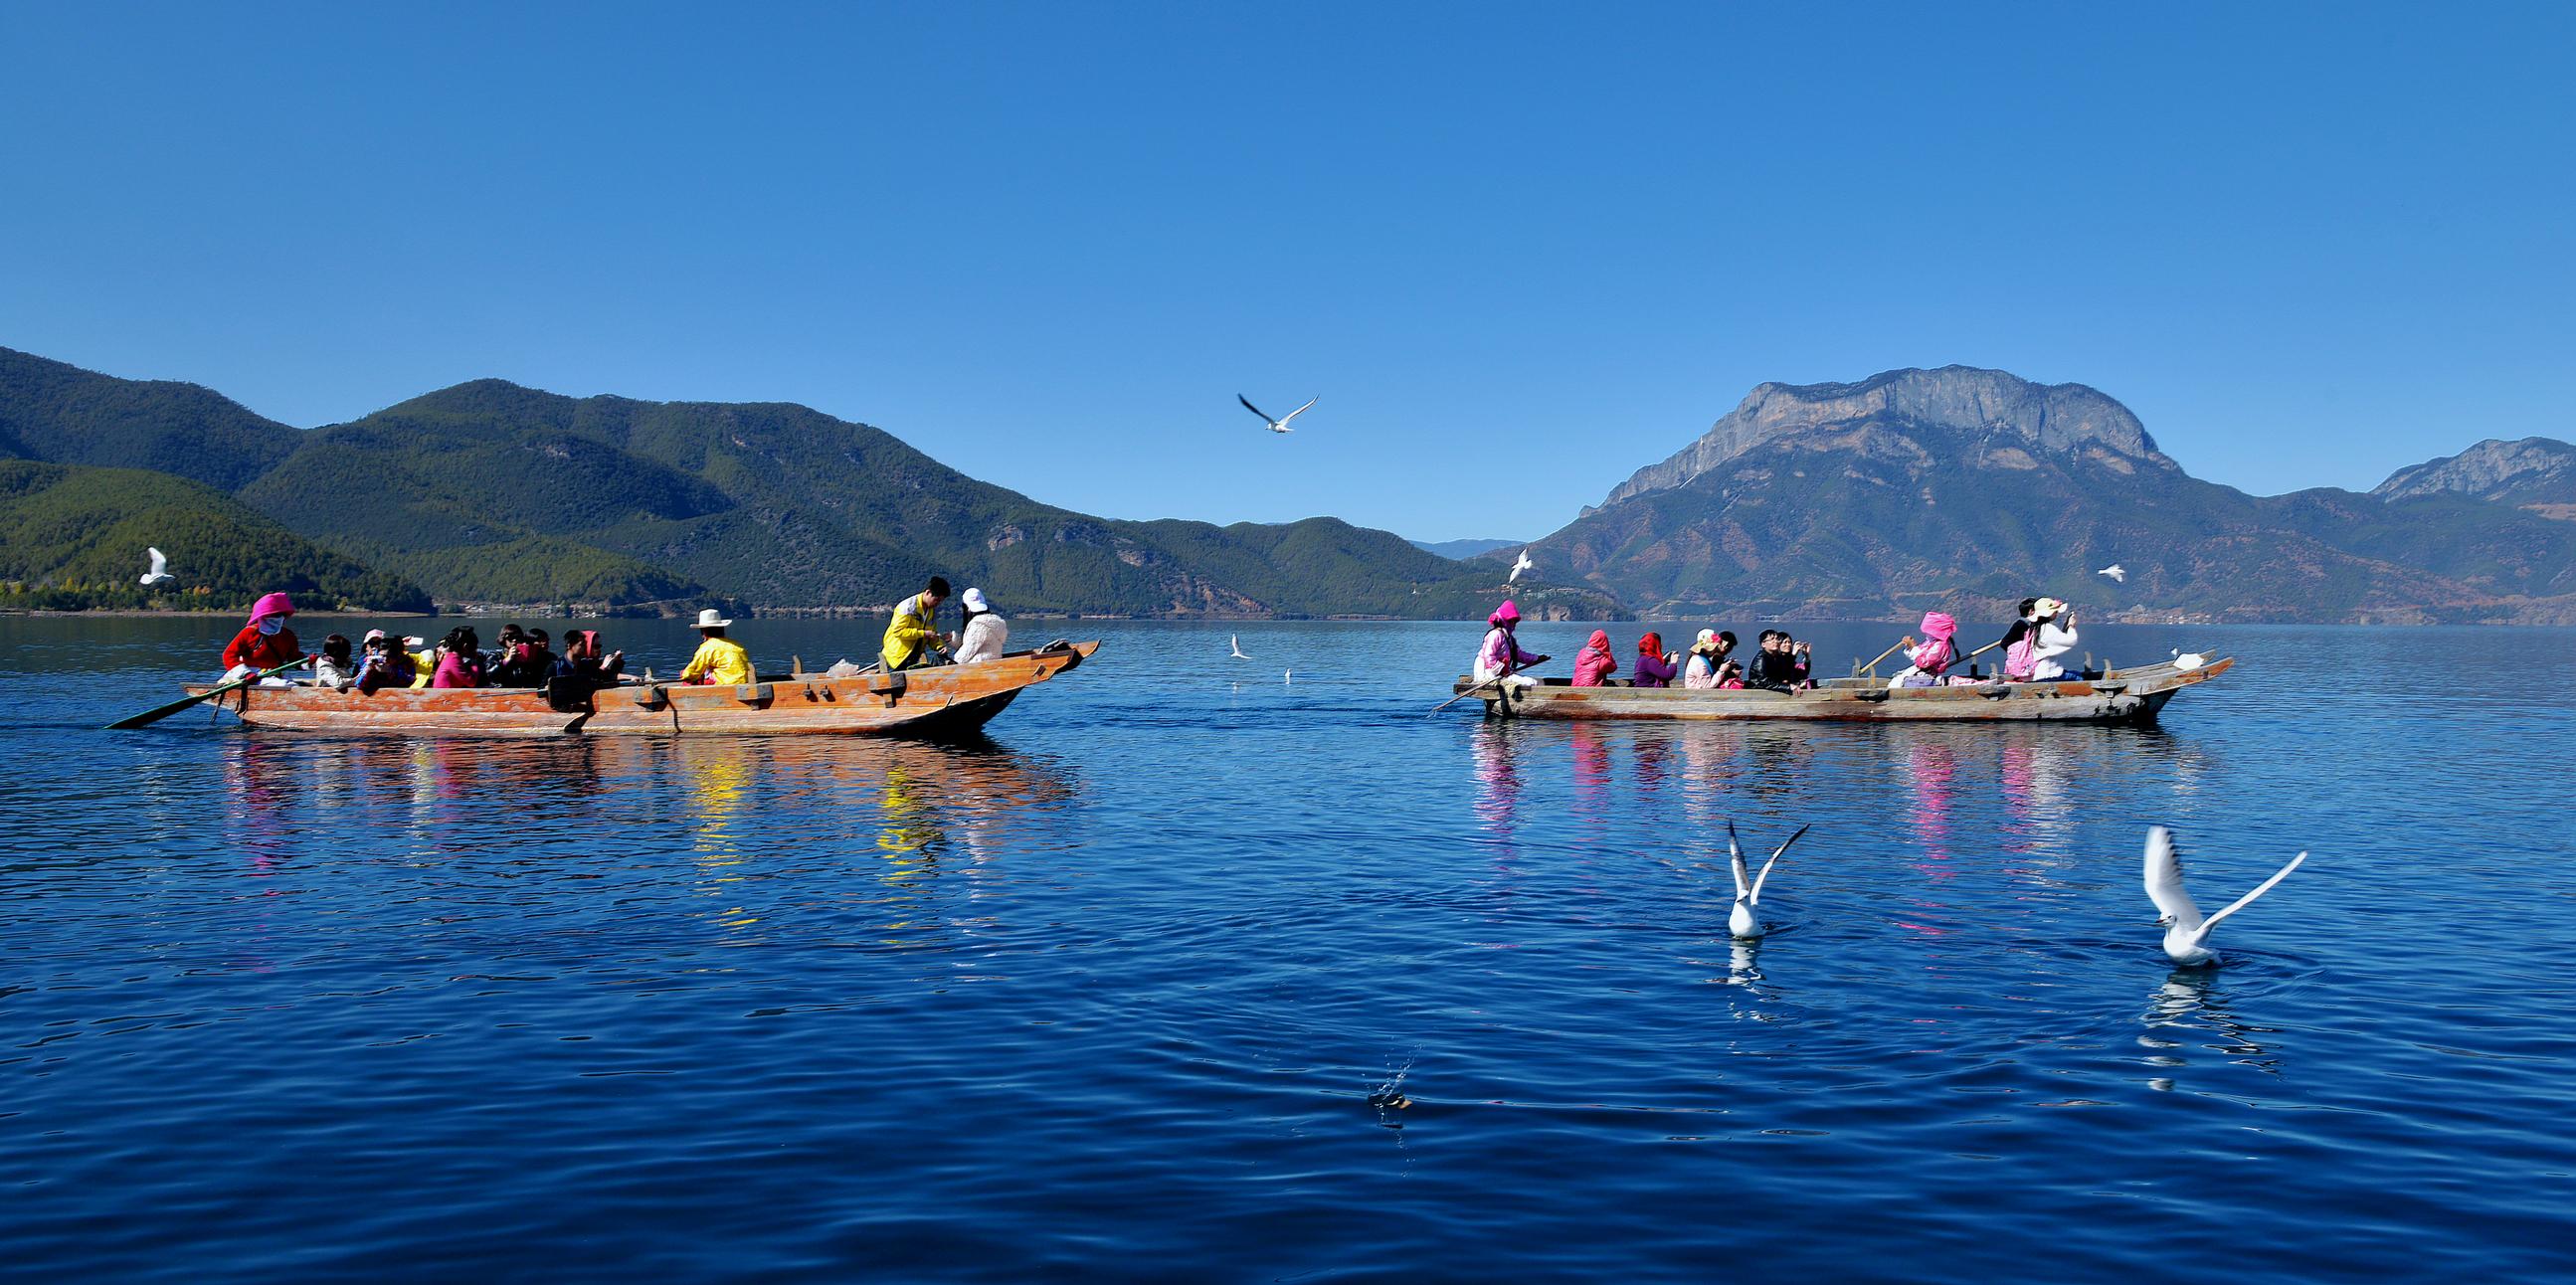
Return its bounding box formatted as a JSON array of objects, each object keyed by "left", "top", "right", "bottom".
[
  {"left": 181, "top": 642, "right": 1098, "bottom": 737},
  {"left": 1450, "top": 656, "right": 2235, "bottom": 724}
]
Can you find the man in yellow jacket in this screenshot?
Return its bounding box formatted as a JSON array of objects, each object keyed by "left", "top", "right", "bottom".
[
  {"left": 880, "top": 576, "right": 952, "bottom": 671},
  {"left": 680, "top": 608, "right": 754, "bottom": 685}
]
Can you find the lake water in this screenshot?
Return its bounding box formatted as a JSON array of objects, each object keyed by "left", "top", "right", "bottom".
[{"left": 3, "top": 616, "right": 2571, "bottom": 1281}]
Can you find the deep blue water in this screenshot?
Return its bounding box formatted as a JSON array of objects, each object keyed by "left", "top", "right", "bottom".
[{"left": 3, "top": 616, "right": 2572, "bottom": 1282}]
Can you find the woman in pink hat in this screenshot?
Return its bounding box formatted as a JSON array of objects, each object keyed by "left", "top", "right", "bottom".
[
  {"left": 1888, "top": 611, "right": 1959, "bottom": 687},
  {"left": 220, "top": 592, "right": 302, "bottom": 680},
  {"left": 1472, "top": 600, "right": 1551, "bottom": 688}
]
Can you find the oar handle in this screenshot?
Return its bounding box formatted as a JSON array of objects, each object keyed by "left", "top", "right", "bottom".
[{"left": 1857, "top": 641, "right": 1907, "bottom": 676}]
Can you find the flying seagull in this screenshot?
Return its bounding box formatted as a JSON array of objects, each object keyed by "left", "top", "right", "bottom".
[
  {"left": 2142, "top": 826, "right": 2305, "bottom": 967},
  {"left": 1238, "top": 394, "right": 1317, "bottom": 434},
  {"left": 2098, "top": 564, "right": 2125, "bottom": 583},
  {"left": 1229, "top": 635, "right": 1251, "bottom": 660},
  {"left": 1509, "top": 548, "right": 1535, "bottom": 583},
  {"left": 139, "top": 546, "right": 176, "bottom": 588},
  {"left": 1726, "top": 820, "right": 1809, "bottom": 940}
]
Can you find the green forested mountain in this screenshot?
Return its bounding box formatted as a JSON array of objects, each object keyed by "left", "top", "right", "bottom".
[
  {"left": 0, "top": 351, "right": 1617, "bottom": 619},
  {"left": 0, "top": 460, "right": 432, "bottom": 612},
  {"left": 0, "top": 347, "right": 301, "bottom": 490}
]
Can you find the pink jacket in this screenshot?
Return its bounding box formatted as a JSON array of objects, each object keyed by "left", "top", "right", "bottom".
[
  {"left": 1475, "top": 601, "right": 1545, "bottom": 678},
  {"left": 1571, "top": 631, "right": 1616, "bottom": 687}
]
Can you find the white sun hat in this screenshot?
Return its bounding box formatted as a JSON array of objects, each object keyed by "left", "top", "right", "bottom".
[
  {"left": 961, "top": 588, "right": 990, "bottom": 613},
  {"left": 694, "top": 609, "right": 732, "bottom": 630}
]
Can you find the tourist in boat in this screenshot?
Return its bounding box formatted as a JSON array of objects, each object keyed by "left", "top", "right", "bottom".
[
  {"left": 881, "top": 576, "right": 952, "bottom": 671},
  {"left": 354, "top": 630, "right": 418, "bottom": 694},
  {"left": 1632, "top": 631, "right": 1678, "bottom": 688},
  {"left": 550, "top": 629, "right": 626, "bottom": 696},
  {"left": 491, "top": 628, "right": 555, "bottom": 688},
  {"left": 1989, "top": 598, "right": 2040, "bottom": 670},
  {"left": 484, "top": 624, "right": 528, "bottom": 677},
  {"left": 953, "top": 588, "right": 1008, "bottom": 664},
  {"left": 1746, "top": 630, "right": 1811, "bottom": 691},
  {"left": 220, "top": 592, "right": 302, "bottom": 680},
  {"left": 1472, "top": 600, "right": 1549, "bottom": 689},
  {"left": 1888, "top": 611, "right": 1959, "bottom": 687},
  {"left": 1714, "top": 657, "right": 1748, "bottom": 689},
  {"left": 1683, "top": 630, "right": 1736, "bottom": 689},
  {"left": 312, "top": 634, "right": 356, "bottom": 688},
  {"left": 1571, "top": 630, "right": 1618, "bottom": 687},
  {"left": 432, "top": 627, "right": 487, "bottom": 688},
  {"left": 681, "top": 609, "right": 754, "bottom": 685},
  {"left": 2005, "top": 598, "right": 2080, "bottom": 681},
  {"left": 406, "top": 636, "right": 437, "bottom": 689}
]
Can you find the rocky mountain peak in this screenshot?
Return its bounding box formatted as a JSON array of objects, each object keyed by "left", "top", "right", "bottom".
[
  {"left": 1597, "top": 366, "right": 2165, "bottom": 510},
  {"left": 2371, "top": 437, "right": 2576, "bottom": 507}
]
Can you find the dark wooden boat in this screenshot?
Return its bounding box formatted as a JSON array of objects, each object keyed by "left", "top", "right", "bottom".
[
  {"left": 180, "top": 642, "right": 1098, "bottom": 737},
  {"left": 1450, "top": 656, "right": 2234, "bottom": 724}
]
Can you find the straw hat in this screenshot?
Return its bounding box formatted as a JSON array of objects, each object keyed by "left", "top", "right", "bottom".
[
  {"left": 694, "top": 609, "right": 732, "bottom": 630},
  {"left": 2033, "top": 597, "right": 2067, "bottom": 618}
]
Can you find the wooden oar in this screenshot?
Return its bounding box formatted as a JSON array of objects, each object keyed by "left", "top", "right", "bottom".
[
  {"left": 105, "top": 655, "right": 312, "bottom": 730},
  {"left": 1855, "top": 640, "right": 1909, "bottom": 677},
  {"left": 1428, "top": 652, "right": 1550, "bottom": 716}
]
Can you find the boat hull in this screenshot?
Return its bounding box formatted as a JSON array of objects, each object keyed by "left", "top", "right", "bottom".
[
  {"left": 183, "top": 642, "right": 1096, "bottom": 737},
  {"left": 1452, "top": 657, "right": 2233, "bottom": 724}
]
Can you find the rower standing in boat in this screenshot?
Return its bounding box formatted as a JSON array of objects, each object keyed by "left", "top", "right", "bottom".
[
  {"left": 220, "top": 593, "right": 302, "bottom": 682},
  {"left": 1473, "top": 600, "right": 1550, "bottom": 692}
]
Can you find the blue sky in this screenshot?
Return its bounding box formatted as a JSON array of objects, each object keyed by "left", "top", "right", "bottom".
[{"left": 4, "top": 4, "right": 2569, "bottom": 542}]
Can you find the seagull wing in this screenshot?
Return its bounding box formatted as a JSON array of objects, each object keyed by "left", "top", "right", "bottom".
[
  {"left": 2191, "top": 852, "right": 2306, "bottom": 943},
  {"left": 147, "top": 547, "right": 168, "bottom": 576},
  {"left": 1278, "top": 397, "right": 1318, "bottom": 425},
  {"left": 1725, "top": 821, "right": 1750, "bottom": 901},
  {"left": 1749, "top": 824, "right": 1808, "bottom": 905},
  {"left": 2142, "top": 826, "right": 2205, "bottom": 933},
  {"left": 1238, "top": 395, "right": 1275, "bottom": 424}
]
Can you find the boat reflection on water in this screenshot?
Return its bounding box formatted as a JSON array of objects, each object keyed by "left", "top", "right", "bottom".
[{"left": 212, "top": 731, "right": 1079, "bottom": 946}]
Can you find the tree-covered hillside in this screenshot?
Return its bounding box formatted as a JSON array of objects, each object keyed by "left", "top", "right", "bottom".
[
  {"left": 0, "top": 460, "right": 433, "bottom": 613},
  {"left": 0, "top": 347, "right": 301, "bottom": 490}
]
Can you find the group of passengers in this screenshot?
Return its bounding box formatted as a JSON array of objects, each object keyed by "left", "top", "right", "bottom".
[
  {"left": 1471, "top": 594, "right": 2084, "bottom": 692},
  {"left": 214, "top": 576, "right": 1014, "bottom": 696}
]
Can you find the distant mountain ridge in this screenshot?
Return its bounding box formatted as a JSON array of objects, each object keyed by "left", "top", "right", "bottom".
[
  {"left": 0, "top": 347, "right": 1616, "bottom": 620},
  {"left": 1409, "top": 537, "right": 1523, "bottom": 560},
  {"left": 1505, "top": 366, "right": 2576, "bottom": 625},
  {"left": 2373, "top": 436, "right": 2576, "bottom": 514}
]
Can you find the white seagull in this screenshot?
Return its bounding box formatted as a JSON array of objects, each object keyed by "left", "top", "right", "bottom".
[
  {"left": 139, "top": 546, "right": 176, "bottom": 588},
  {"left": 1228, "top": 635, "right": 1251, "bottom": 660},
  {"left": 1238, "top": 394, "right": 1317, "bottom": 434},
  {"left": 2170, "top": 648, "right": 2207, "bottom": 672},
  {"left": 2142, "top": 826, "right": 2305, "bottom": 967},
  {"left": 1509, "top": 548, "right": 1535, "bottom": 583},
  {"left": 2098, "top": 564, "right": 2125, "bottom": 583},
  {"left": 1726, "top": 820, "right": 1809, "bottom": 940}
]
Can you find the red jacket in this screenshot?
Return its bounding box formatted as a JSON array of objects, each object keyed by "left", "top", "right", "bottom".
[{"left": 223, "top": 625, "right": 302, "bottom": 673}]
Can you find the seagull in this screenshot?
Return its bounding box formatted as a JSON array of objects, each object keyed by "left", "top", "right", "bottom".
[
  {"left": 1229, "top": 635, "right": 1251, "bottom": 660},
  {"left": 139, "top": 546, "right": 176, "bottom": 588},
  {"left": 1238, "top": 394, "right": 1317, "bottom": 434},
  {"left": 1284, "top": 669, "right": 1293, "bottom": 684},
  {"left": 1726, "top": 820, "right": 1809, "bottom": 940},
  {"left": 2098, "top": 564, "right": 2125, "bottom": 583},
  {"left": 1509, "top": 548, "right": 1535, "bottom": 583},
  {"left": 2170, "top": 648, "right": 2207, "bottom": 671},
  {"left": 2142, "top": 826, "right": 2305, "bottom": 967}
]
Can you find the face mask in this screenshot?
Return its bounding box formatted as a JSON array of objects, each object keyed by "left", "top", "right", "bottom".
[{"left": 257, "top": 618, "right": 284, "bottom": 636}]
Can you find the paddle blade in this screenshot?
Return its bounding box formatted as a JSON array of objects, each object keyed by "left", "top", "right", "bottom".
[{"left": 105, "top": 687, "right": 227, "bottom": 730}]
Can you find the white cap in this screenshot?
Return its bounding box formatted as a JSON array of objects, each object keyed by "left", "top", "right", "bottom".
[
  {"left": 695, "top": 608, "right": 732, "bottom": 629},
  {"left": 961, "top": 588, "right": 989, "bottom": 613}
]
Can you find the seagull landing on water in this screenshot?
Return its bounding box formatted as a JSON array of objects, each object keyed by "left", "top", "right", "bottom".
[
  {"left": 139, "top": 547, "right": 175, "bottom": 588},
  {"left": 1228, "top": 635, "right": 1251, "bottom": 660},
  {"left": 2099, "top": 564, "right": 2125, "bottom": 583},
  {"left": 2142, "top": 826, "right": 2305, "bottom": 967},
  {"left": 1509, "top": 548, "right": 1535, "bottom": 583},
  {"left": 1726, "top": 820, "right": 1809, "bottom": 940},
  {"left": 1238, "top": 395, "right": 1317, "bottom": 434}
]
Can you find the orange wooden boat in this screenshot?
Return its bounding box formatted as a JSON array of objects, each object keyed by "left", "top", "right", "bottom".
[{"left": 180, "top": 642, "right": 1098, "bottom": 737}]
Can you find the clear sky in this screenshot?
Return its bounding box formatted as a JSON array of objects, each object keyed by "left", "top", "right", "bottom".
[{"left": 4, "top": 4, "right": 2569, "bottom": 542}]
